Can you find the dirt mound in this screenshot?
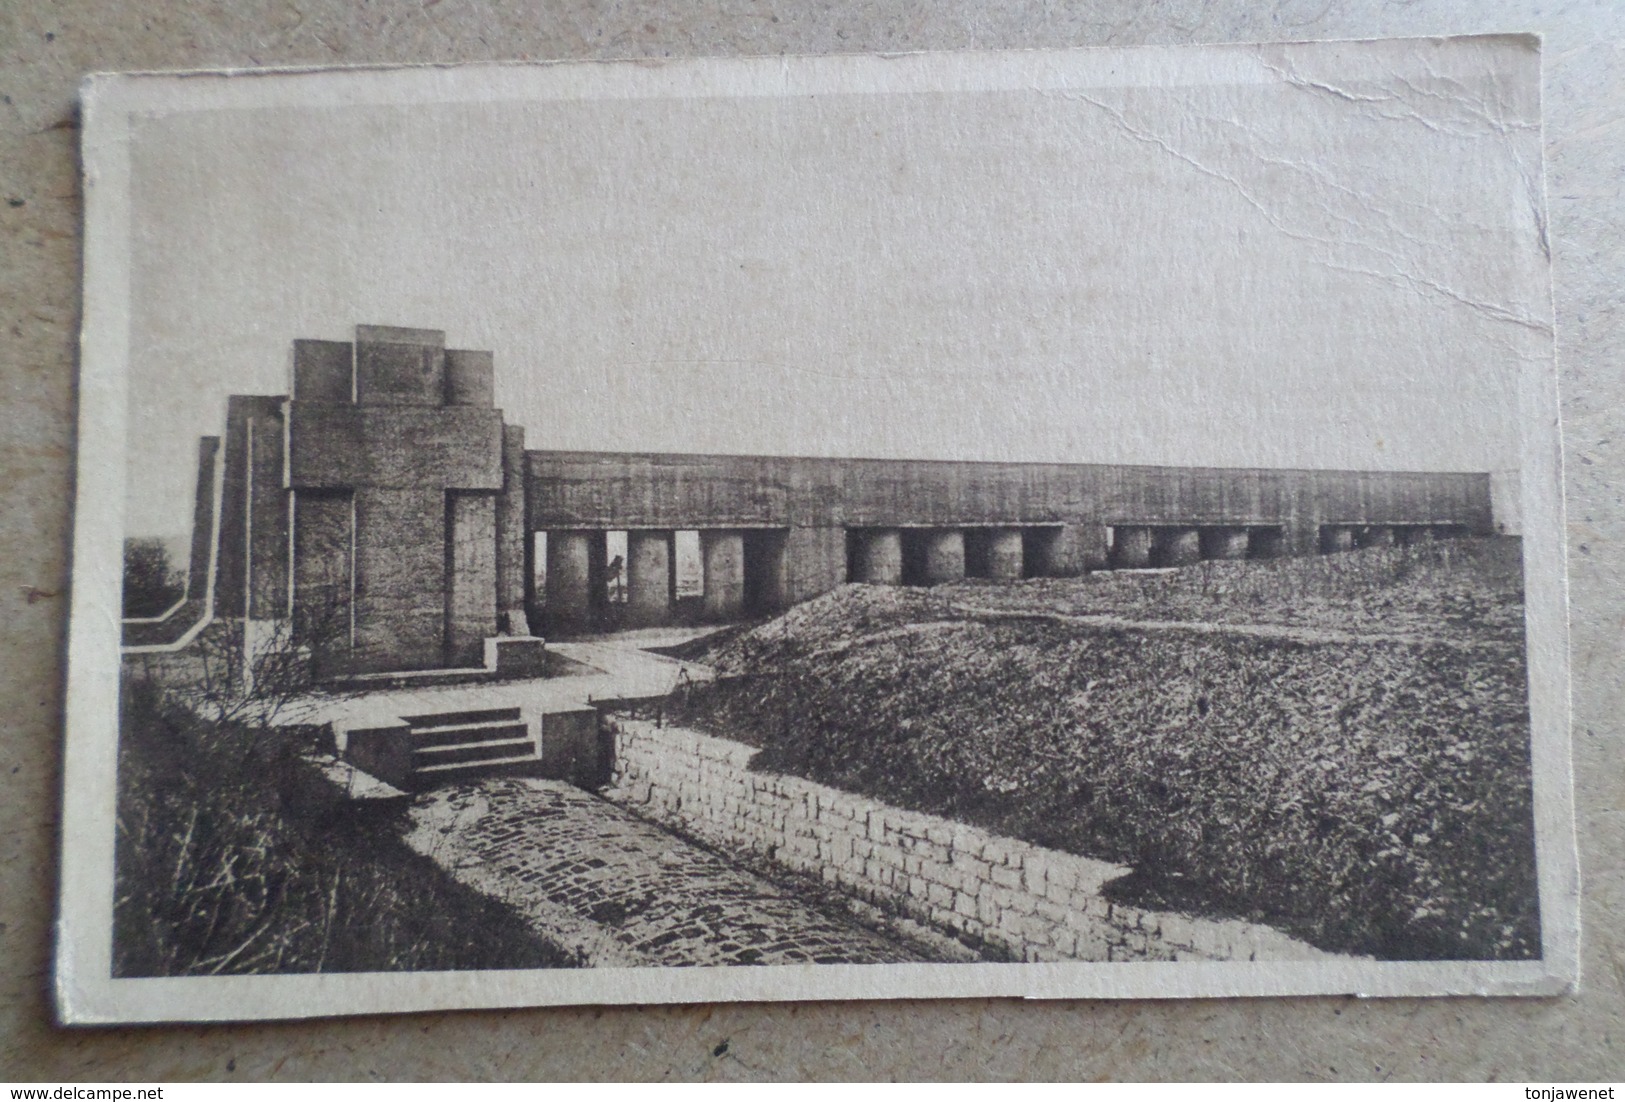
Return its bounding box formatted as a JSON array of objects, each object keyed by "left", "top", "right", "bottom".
[
  {"left": 943, "top": 537, "right": 1525, "bottom": 641},
  {"left": 667, "top": 539, "right": 1537, "bottom": 962},
  {"left": 698, "top": 538, "right": 1523, "bottom": 672},
  {"left": 695, "top": 583, "right": 951, "bottom": 672}
]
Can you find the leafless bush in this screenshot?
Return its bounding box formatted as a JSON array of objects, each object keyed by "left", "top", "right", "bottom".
[
  {"left": 113, "top": 670, "right": 574, "bottom": 976},
  {"left": 114, "top": 579, "right": 577, "bottom": 975},
  {"left": 159, "top": 589, "right": 355, "bottom": 731}
]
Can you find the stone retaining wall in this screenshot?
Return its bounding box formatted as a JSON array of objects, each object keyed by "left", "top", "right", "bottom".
[{"left": 603, "top": 717, "right": 1338, "bottom": 964}]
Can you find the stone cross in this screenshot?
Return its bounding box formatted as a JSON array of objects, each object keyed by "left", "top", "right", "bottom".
[{"left": 286, "top": 326, "right": 504, "bottom": 673}]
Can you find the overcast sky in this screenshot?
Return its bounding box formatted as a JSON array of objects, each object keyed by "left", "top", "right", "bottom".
[{"left": 119, "top": 39, "right": 1549, "bottom": 540}]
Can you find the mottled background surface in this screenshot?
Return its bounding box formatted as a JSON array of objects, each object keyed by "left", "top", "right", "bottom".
[{"left": 2, "top": 0, "right": 1621, "bottom": 1081}]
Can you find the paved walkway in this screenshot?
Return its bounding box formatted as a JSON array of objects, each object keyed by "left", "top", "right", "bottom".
[
  {"left": 400, "top": 777, "right": 945, "bottom": 967},
  {"left": 276, "top": 636, "right": 714, "bottom": 731}
]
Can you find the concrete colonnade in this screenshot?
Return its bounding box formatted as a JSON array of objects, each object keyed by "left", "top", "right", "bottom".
[
  {"left": 1110, "top": 524, "right": 1294, "bottom": 568},
  {"left": 853, "top": 526, "right": 1070, "bottom": 586},
  {"left": 1316, "top": 523, "right": 1469, "bottom": 554},
  {"left": 539, "top": 526, "right": 792, "bottom": 632},
  {"left": 850, "top": 524, "right": 1088, "bottom": 586},
  {"left": 542, "top": 516, "right": 1482, "bottom": 633}
]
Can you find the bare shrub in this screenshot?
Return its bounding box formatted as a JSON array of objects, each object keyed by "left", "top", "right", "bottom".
[
  {"left": 115, "top": 590, "right": 575, "bottom": 975},
  {"left": 113, "top": 672, "right": 575, "bottom": 975},
  {"left": 155, "top": 588, "right": 355, "bottom": 731}
]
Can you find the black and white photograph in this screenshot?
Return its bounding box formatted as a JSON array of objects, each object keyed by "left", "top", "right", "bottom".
[{"left": 61, "top": 36, "right": 1576, "bottom": 1021}]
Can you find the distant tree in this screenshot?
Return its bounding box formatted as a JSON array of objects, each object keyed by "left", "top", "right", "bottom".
[{"left": 123, "top": 538, "right": 185, "bottom": 617}]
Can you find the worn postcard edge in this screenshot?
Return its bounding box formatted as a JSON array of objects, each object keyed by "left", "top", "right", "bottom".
[{"left": 56, "top": 39, "right": 1580, "bottom": 1024}]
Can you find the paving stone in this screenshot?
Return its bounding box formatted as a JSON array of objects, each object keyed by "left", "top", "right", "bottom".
[{"left": 401, "top": 776, "right": 942, "bottom": 968}]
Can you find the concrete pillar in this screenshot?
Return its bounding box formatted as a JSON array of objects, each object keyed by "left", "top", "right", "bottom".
[
  {"left": 1113, "top": 526, "right": 1153, "bottom": 569},
  {"left": 1154, "top": 527, "right": 1202, "bottom": 567},
  {"left": 626, "top": 530, "right": 673, "bottom": 626},
  {"left": 184, "top": 436, "right": 221, "bottom": 606},
  {"left": 988, "top": 528, "right": 1025, "bottom": 580},
  {"left": 1320, "top": 526, "right": 1355, "bottom": 554},
  {"left": 1286, "top": 520, "right": 1322, "bottom": 558},
  {"left": 1200, "top": 527, "right": 1250, "bottom": 561},
  {"left": 1027, "top": 525, "right": 1100, "bottom": 575},
  {"left": 1357, "top": 525, "right": 1395, "bottom": 549},
  {"left": 546, "top": 530, "right": 594, "bottom": 631},
  {"left": 702, "top": 530, "right": 746, "bottom": 620},
  {"left": 217, "top": 397, "right": 291, "bottom": 622},
  {"left": 854, "top": 528, "right": 903, "bottom": 585},
  {"left": 495, "top": 425, "right": 528, "bottom": 630},
  {"left": 243, "top": 403, "right": 289, "bottom": 620},
  {"left": 922, "top": 529, "right": 966, "bottom": 584},
  {"left": 785, "top": 526, "right": 849, "bottom": 604}
]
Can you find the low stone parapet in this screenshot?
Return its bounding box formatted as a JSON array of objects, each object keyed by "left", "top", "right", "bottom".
[
  {"left": 603, "top": 716, "right": 1340, "bottom": 964},
  {"left": 484, "top": 634, "right": 548, "bottom": 678}
]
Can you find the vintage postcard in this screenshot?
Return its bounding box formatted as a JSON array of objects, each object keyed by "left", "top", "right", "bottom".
[{"left": 60, "top": 36, "right": 1577, "bottom": 1022}]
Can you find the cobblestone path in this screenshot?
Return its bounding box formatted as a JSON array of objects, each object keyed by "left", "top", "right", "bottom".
[{"left": 400, "top": 777, "right": 944, "bottom": 968}]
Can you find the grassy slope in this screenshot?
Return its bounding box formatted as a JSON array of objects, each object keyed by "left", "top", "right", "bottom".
[
  {"left": 114, "top": 676, "right": 577, "bottom": 976},
  {"left": 670, "top": 539, "right": 1539, "bottom": 961}
]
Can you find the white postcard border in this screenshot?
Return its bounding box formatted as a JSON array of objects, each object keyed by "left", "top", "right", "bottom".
[{"left": 60, "top": 40, "right": 1579, "bottom": 1023}]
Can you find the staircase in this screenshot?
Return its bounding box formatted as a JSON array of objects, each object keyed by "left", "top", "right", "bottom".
[
  {"left": 403, "top": 707, "right": 540, "bottom": 783},
  {"left": 335, "top": 701, "right": 607, "bottom": 791},
  {"left": 339, "top": 705, "right": 542, "bottom": 791}
]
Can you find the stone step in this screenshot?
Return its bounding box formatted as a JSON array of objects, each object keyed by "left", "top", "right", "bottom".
[
  {"left": 410, "top": 721, "right": 530, "bottom": 749},
  {"left": 401, "top": 706, "right": 522, "bottom": 729},
  {"left": 413, "top": 753, "right": 547, "bottom": 779},
  {"left": 412, "top": 737, "right": 537, "bottom": 767}
]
